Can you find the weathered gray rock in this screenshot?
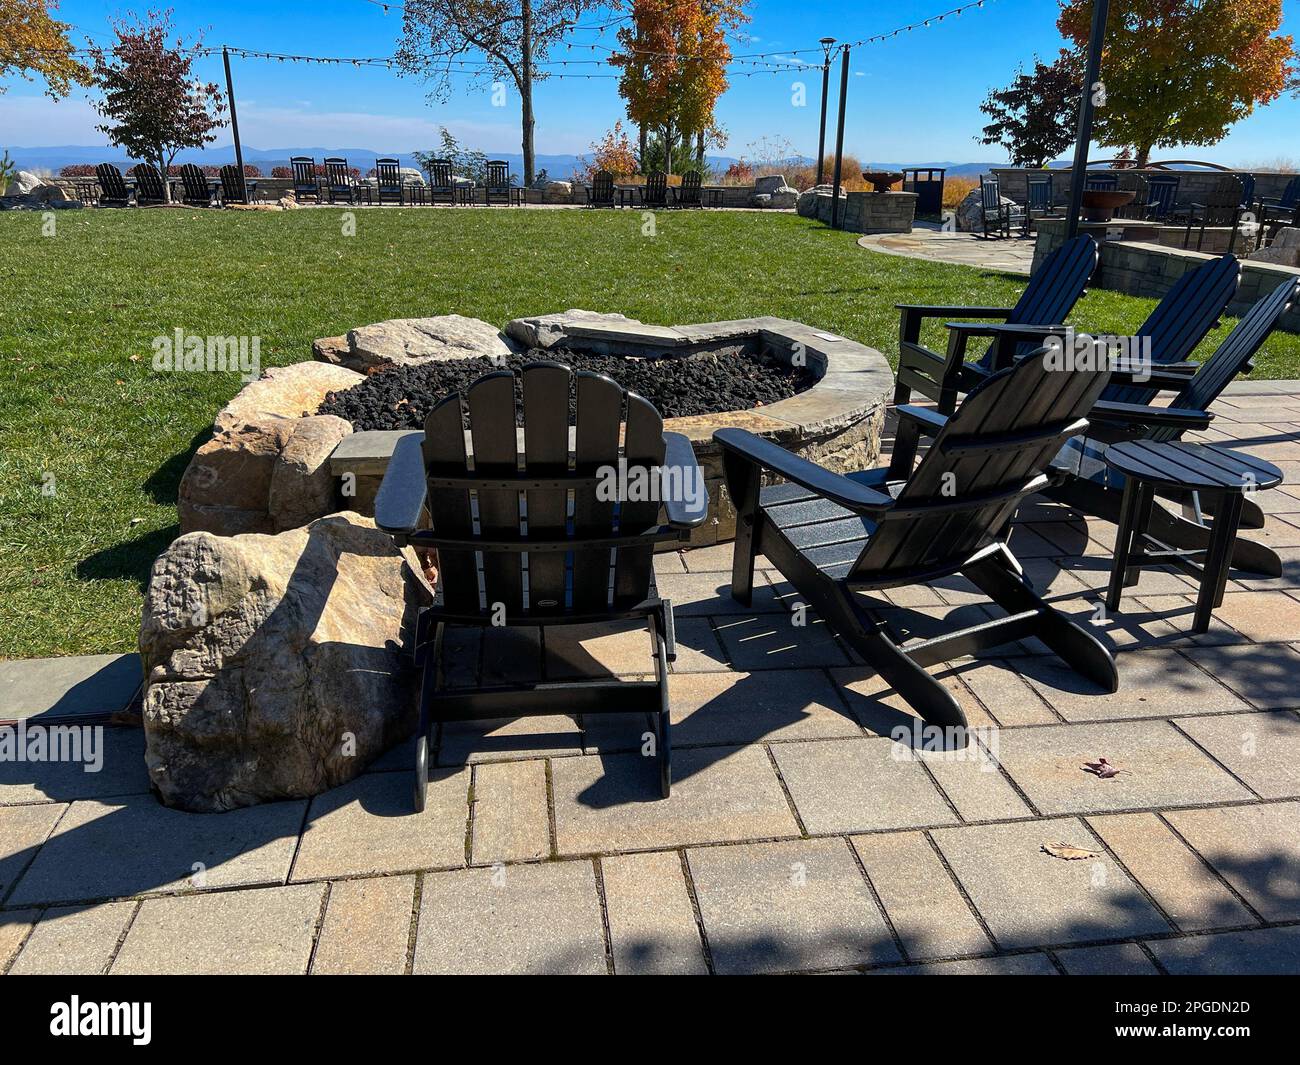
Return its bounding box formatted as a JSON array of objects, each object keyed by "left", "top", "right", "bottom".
[
  {"left": 140, "top": 512, "right": 431, "bottom": 811},
  {"left": 345, "top": 314, "right": 517, "bottom": 369},
  {"left": 753, "top": 193, "right": 772, "bottom": 208},
  {"left": 797, "top": 184, "right": 843, "bottom": 218},
  {"left": 754, "top": 174, "right": 789, "bottom": 196},
  {"left": 1248, "top": 228, "right": 1300, "bottom": 267},
  {"left": 956, "top": 186, "right": 1016, "bottom": 232},
  {"left": 543, "top": 180, "right": 574, "bottom": 204},
  {"left": 13, "top": 171, "right": 44, "bottom": 195},
  {"left": 758, "top": 186, "right": 798, "bottom": 209},
  {"left": 268, "top": 415, "right": 354, "bottom": 531},
  {"left": 216, "top": 362, "right": 364, "bottom": 432},
  {"left": 505, "top": 309, "right": 637, "bottom": 349}
]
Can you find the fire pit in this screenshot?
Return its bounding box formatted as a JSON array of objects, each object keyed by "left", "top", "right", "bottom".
[
  {"left": 862, "top": 170, "right": 904, "bottom": 193},
  {"left": 322, "top": 311, "right": 893, "bottom": 547},
  {"left": 1081, "top": 188, "right": 1136, "bottom": 222}
]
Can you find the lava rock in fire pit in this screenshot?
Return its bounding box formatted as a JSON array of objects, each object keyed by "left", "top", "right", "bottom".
[{"left": 316, "top": 349, "right": 816, "bottom": 431}]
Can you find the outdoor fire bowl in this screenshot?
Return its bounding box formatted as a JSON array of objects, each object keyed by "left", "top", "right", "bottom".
[
  {"left": 1081, "top": 188, "right": 1136, "bottom": 222},
  {"left": 862, "top": 170, "right": 905, "bottom": 193},
  {"left": 320, "top": 312, "right": 894, "bottom": 548}
]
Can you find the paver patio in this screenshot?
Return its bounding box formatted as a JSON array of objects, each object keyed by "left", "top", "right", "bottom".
[{"left": 2, "top": 384, "right": 1300, "bottom": 974}]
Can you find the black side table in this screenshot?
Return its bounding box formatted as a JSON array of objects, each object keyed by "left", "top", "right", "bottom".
[{"left": 1104, "top": 440, "right": 1283, "bottom": 633}]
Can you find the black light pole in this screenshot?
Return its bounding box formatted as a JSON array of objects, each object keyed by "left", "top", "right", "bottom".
[
  {"left": 815, "top": 37, "right": 835, "bottom": 186},
  {"left": 222, "top": 47, "right": 245, "bottom": 179},
  {"left": 829, "top": 45, "right": 850, "bottom": 229},
  {"left": 1064, "top": 0, "right": 1110, "bottom": 238}
]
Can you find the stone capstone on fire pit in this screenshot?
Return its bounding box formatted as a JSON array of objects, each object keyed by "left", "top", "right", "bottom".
[
  {"left": 314, "top": 314, "right": 518, "bottom": 372},
  {"left": 179, "top": 362, "right": 363, "bottom": 536},
  {"left": 140, "top": 512, "right": 430, "bottom": 812}
]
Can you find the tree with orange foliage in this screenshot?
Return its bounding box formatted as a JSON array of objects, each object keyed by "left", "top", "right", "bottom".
[
  {"left": 575, "top": 120, "right": 640, "bottom": 181},
  {"left": 611, "top": 0, "right": 748, "bottom": 173},
  {"left": 0, "top": 0, "right": 90, "bottom": 98},
  {"left": 1057, "top": 0, "right": 1293, "bottom": 167}
]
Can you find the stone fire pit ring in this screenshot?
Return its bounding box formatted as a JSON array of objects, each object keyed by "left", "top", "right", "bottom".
[{"left": 325, "top": 311, "right": 893, "bottom": 548}]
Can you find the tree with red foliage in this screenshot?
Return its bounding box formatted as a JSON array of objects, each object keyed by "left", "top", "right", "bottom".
[{"left": 88, "top": 9, "right": 225, "bottom": 202}]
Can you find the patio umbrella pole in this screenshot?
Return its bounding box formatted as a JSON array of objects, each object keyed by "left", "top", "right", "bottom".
[
  {"left": 1064, "top": 0, "right": 1110, "bottom": 240},
  {"left": 222, "top": 47, "right": 246, "bottom": 183},
  {"left": 829, "top": 46, "right": 850, "bottom": 229}
]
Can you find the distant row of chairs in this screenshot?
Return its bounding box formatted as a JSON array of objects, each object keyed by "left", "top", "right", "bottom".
[
  {"left": 290, "top": 156, "right": 524, "bottom": 206},
  {"left": 980, "top": 171, "right": 1299, "bottom": 253},
  {"left": 584, "top": 170, "right": 707, "bottom": 209},
  {"left": 91, "top": 162, "right": 256, "bottom": 208}
]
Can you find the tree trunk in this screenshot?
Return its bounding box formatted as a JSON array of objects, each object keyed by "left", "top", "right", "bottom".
[
  {"left": 638, "top": 124, "right": 647, "bottom": 171},
  {"left": 695, "top": 129, "right": 705, "bottom": 167},
  {"left": 1135, "top": 145, "right": 1151, "bottom": 168},
  {"left": 662, "top": 122, "right": 673, "bottom": 176},
  {"left": 520, "top": 0, "right": 536, "bottom": 186}
]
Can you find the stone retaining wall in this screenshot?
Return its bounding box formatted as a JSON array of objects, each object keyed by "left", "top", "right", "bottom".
[
  {"left": 806, "top": 190, "right": 917, "bottom": 234},
  {"left": 991, "top": 167, "right": 1293, "bottom": 210},
  {"left": 1033, "top": 220, "right": 1300, "bottom": 334}
]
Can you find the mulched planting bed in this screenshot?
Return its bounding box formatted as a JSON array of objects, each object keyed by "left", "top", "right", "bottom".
[{"left": 317, "top": 348, "right": 816, "bottom": 431}]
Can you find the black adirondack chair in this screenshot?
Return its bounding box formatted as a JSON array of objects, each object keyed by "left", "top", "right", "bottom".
[
  {"left": 922, "top": 252, "right": 1242, "bottom": 419},
  {"left": 585, "top": 169, "right": 616, "bottom": 207},
  {"left": 95, "top": 163, "right": 133, "bottom": 207},
  {"left": 132, "top": 163, "right": 167, "bottom": 205},
  {"left": 219, "top": 165, "right": 255, "bottom": 206},
  {"left": 1049, "top": 276, "right": 1300, "bottom": 577},
  {"left": 893, "top": 233, "right": 1099, "bottom": 412},
  {"left": 1084, "top": 172, "right": 1119, "bottom": 192},
  {"left": 1022, "top": 175, "right": 1058, "bottom": 234},
  {"left": 716, "top": 350, "right": 1117, "bottom": 730},
  {"left": 178, "top": 164, "right": 216, "bottom": 207},
  {"left": 426, "top": 159, "right": 458, "bottom": 205},
  {"left": 374, "top": 157, "right": 405, "bottom": 205},
  {"left": 1142, "top": 174, "right": 1180, "bottom": 221},
  {"left": 484, "top": 160, "right": 521, "bottom": 205},
  {"left": 1181, "top": 176, "right": 1245, "bottom": 253},
  {"left": 1257, "top": 175, "right": 1300, "bottom": 243},
  {"left": 978, "top": 174, "right": 1024, "bottom": 238},
  {"left": 375, "top": 362, "right": 708, "bottom": 807},
  {"left": 324, "top": 157, "right": 357, "bottom": 204},
  {"left": 290, "top": 156, "right": 320, "bottom": 203},
  {"left": 675, "top": 170, "right": 703, "bottom": 208},
  {"left": 641, "top": 170, "right": 670, "bottom": 209}
]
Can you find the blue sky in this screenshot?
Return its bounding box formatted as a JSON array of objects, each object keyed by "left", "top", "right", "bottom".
[{"left": 3, "top": 0, "right": 1298, "bottom": 165}]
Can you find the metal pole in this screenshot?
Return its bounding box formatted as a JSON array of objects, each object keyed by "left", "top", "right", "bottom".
[
  {"left": 815, "top": 38, "right": 834, "bottom": 186},
  {"left": 222, "top": 47, "right": 245, "bottom": 179},
  {"left": 829, "top": 46, "right": 850, "bottom": 229},
  {"left": 1064, "top": 0, "right": 1110, "bottom": 239}
]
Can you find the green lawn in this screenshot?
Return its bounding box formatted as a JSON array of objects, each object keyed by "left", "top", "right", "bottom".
[{"left": 2, "top": 208, "right": 1298, "bottom": 659}]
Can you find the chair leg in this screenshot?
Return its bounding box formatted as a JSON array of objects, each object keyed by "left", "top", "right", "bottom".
[
  {"left": 723, "top": 452, "right": 760, "bottom": 607},
  {"left": 413, "top": 621, "right": 445, "bottom": 812},
  {"left": 649, "top": 610, "right": 672, "bottom": 798},
  {"left": 965, "top": 555, "right": 1118, "bottom": 693}
]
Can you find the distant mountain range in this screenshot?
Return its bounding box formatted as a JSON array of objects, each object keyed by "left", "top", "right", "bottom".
[{"left": 6, "top": 144, "right": 1010, "bottom": 181}]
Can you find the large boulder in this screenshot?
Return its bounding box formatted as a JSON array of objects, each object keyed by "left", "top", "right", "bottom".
[
  {"left": 13, "top": 171, "right": 45, "bottom": 195},
  {"left": 140, "top": 512, "right": 431, "bottom": 811},
  {"left": 343, "top": 314, "right": 517, "bottom": 370},
  {"left": 179, "top": 414, "right": 352, "bottom": 536},
  {"left": 215, "top": 361, "right": 364, "bottom": 432},
  {"left": 754, "top": 174, "right": 789, "bottom": 196},
  {"left": 797, "top": 184, "right": 843, "bottom": 218},
  {"left": 543, "top": 180, "right": 574, "bottom": 204},
  {"left": 755, "top": 185, "right": 798, "bottom": 209},
  {"left": 956, "top": 186, "right": 1016, "bottom": 232},
  {"left": 1248, "top": 227, "right": 1300, "bottom": 267}
]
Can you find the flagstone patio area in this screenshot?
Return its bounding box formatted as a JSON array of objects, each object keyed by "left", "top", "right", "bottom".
[
  {"left": 858, "top": 224, "right": 1037, "bottom": 275},
  {"left": 3, "top": 381, "right": 1300, "bottom": 975}
]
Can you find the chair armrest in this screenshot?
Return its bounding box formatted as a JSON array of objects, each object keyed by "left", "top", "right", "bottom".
[
  {"left": 1108, "top": 366, "right": 1198, "bottom": 391},
  {"left": 374, "top": 432, "right": 428, "bottom": 540},
  {"left": 661, "top": 432, "right": 709, "bottom": 529},
  {"left": 896, "top": 304, "right": 1014, "bottom": 320},
  {"left": 713, "top": 428, "right": 895, "bottom": 514},
  {"left": 897, "top": 404, "right": 947, "bottom": 437},
  {"left": 1089, "top": 401, "right": 1214, "bottom": 431}
]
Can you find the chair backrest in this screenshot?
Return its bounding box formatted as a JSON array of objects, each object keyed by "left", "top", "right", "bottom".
[
  {"left": 1084, "top": 172, "right": 1119, "bottom": 191},
  {"left": 1237, "top": 173, "right": 1256, "bottom": 209},
  {"left": 679, "top": 170, "right": 702, "bottom": 204},
  {"left": 644, "top": 171, "right": 668, "bottom": 206},
  {"left": 1102, "top": 253, "right": 1241, "bottom": 405},
  {"left": 96, "top": 163, "right": 129, "bottom": 200},
  {"left": 1281, "top": 176, "right": 1300, "bottom": 209},
  {"left": 422, "top": 362, "right": 667, "bottom": 616},
  {"left": 179, "top": 163, "right": 209, "bottom": 200},
  {"left": 1008, "top": 233, "right": 1098, "bottom": 325},
  {"left": 1026, "top": 175, "right": 1053, "bottom": 211},
  {"left": 849, "top": 350, "right": 1110, "bottom": 583},
  {"left": 1154, "top": 277, "right": 1300, "bottom": 441},
  {"left": 375, "top": 157, "right": 401, "bottom": 188},
  {"left": 132, "top": 163, "right": 165, "bottom": 201},
  {"left": 591, "top": 170, "right": 615, "bottom": 203},
  {"left": 486, "top": 160, "right": 510, "bottom": 189},
  {"left": 979, "top": 174, "right": 1001, "bottom": 212},
  {"left": 291, "top": 157, "right": 318, "bottom": 190},
  {"left": 324, "top": 158, "right": 351, "bottom": 189},
  {"left": 1201, "top": 175, "right": 1244, "bottom": 220},
  {"left": 428, "top": 159, "right": 453, "bottom": 189},
  {"left": 220, "top": 165, "right": 248, "bottom": 204},
  {"left": 1145, "top": 174, "right": 1180, "bottom": 218}
]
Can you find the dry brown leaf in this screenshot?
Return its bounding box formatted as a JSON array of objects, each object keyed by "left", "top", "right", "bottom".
[{"left": 1042, "top": 840, "right": 1101, "bottom": 861}]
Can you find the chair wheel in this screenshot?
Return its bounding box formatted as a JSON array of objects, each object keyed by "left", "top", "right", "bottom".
[{"left": 413, "top": 734, "right": 428, "bottom": 813}]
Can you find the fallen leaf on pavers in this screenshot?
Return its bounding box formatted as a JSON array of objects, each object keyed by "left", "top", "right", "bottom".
[
  {"left": 1082, "top": 757, "right": 1123, "bottom": 778},
  {"left": 1042, "top": 841, "right": 1101, "bottom": 861}
]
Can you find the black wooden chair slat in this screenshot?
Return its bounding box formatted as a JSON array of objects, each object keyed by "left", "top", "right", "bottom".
[
  {"left": 324, "top": 157, "right": 355, "bottom": 204},
  {"left": 468, "top": 371, "right": 524, "bottom": 614},
  {"left": 522, "top": 363, "right": 572, "bottom": 610},
  {"left": 95, "top": 163, "right": 132, "bottom": 206},
  {"left": 571, "top": 372, "right": 624, "bottom": 610},
  {"left": 676, "top": 170, "right": 703, "bottom": 208},
  {"left": 290, "top": 157, "right": 320, "bottom": 201},
  {"left": 423, "top": 394, "right": 477, "bottom": 613},
  {"left": 178, "top": 164, "right": 213, "bottom": 206},
  {"left": 427, "top": 159, "right": 457, "bottom": 205},
  {"left": 220, "top": 165, "right": 252, "bottom": 206},
  {"left": 614, "top": 392, "right": 666, "bottom": 604},
  {"left": 132, "top": 163, "right": 166, "bottom": 205},
  {"left": 375, "top": 157, "right": 404, "bottom": 205},
  {"left": 588, "top": 170, "right": 616, "bottom": 207},
  {"left": 642, "top": 171, "right": 669, "bottom": 209}
]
